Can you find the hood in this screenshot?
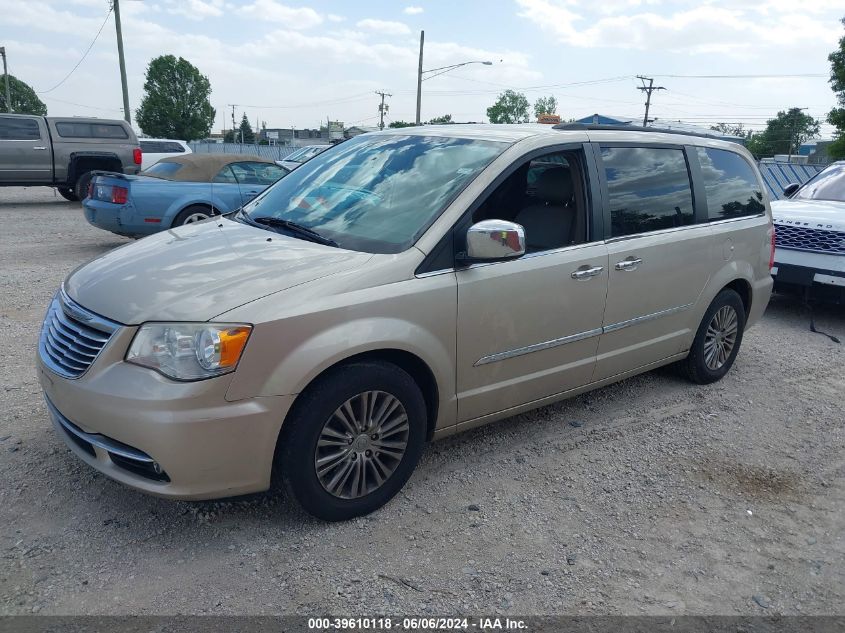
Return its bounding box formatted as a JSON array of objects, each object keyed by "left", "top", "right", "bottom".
[
  {"left": 771, "top": 199, "right": 845, "bottom": 232},
  {"left": 64, "top": 218, "right": 373, "bottom": 324}
]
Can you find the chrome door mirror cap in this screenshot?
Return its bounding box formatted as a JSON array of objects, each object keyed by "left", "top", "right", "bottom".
[{"left": 465, "top": 220, "right": 526, "bottom": 261}]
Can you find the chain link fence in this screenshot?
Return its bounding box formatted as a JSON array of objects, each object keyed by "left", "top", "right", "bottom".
[{"left": 187, "top": 142, "right": 297, "bottom": 161}]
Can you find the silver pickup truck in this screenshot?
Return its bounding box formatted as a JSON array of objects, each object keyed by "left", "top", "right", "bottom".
[{"left": 0, "top": 114, "right": 141, "bottom": 201}]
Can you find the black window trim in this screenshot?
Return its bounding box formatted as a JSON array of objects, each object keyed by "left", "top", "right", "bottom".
[
  {"left": 594, "top": 141, "right": 701, "bottom": 242},
  {"left": 415, "top": 142, "right": 603, "bottom": 275}
]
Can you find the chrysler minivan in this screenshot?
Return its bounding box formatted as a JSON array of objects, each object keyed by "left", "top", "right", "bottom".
[{"left": 37, "top": 124, "right": 774, "bottom": 520}]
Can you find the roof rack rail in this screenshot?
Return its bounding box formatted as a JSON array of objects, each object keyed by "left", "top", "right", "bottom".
[{"left": 552, "top": 122, "right": 733, "bottom": 141}]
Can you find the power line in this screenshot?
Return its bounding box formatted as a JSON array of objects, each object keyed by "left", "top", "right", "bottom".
[
  {"left": 649, "top": 73, "right": 826, "bottom": 79},
  {"left": 37, "top": 6, "right": 113, "bottom": 94}
]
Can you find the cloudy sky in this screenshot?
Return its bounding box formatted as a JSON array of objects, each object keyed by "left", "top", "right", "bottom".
[{"left": 3, "top": 0, "right": 845, "bottom": 136}]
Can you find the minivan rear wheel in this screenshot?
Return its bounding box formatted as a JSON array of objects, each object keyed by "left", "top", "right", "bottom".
[
  {"left": 278, "top": 361, "right": 426, "bottom": 521},
  {"left": 683, "top": 288, "right": 746, "bottom": 384}
]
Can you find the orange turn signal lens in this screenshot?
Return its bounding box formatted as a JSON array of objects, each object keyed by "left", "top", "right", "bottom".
[{"left": 218, "top": 326, "right": 251, "bottom": 368}]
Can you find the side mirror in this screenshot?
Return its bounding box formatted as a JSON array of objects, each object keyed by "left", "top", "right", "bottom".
[
  {"left": 464, "top": 220, "right": 526, "bottom": 261},
  {"left": 783, "top": 183, "right": 800, "bottom": 198}
]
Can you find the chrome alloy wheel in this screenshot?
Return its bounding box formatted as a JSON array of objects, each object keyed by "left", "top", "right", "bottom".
[
  {"left": 182, "top": 211, "right": 210, "bottom": 224},
  {"left": 314, "top": 390, "right": 410, "bottom": 499},
  {"left": 703, "top": 305, "right": 739, "bottom": 371}
]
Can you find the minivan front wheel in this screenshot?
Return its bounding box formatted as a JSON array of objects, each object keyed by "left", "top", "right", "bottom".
[
  {"left": 683, "top": 289, "right": 746, "bottom": 384},
  {"left": 279, "top": 361, "right": 427, "bottom": 521}
]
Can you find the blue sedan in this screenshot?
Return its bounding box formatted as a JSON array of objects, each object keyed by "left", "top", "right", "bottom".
[{"left": 82, "top": 154, "right": 288, "bottom": 237}]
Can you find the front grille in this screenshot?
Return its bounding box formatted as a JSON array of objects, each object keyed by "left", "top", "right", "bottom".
[
  {"left": 775, "top": 223, "right": 845, "bottom": 255},
  {"left": 39, "top": 291, "right": 120, "bottom": 378}
]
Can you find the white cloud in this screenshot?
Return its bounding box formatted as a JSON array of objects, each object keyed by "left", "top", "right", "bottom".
[
  {"left": 242, "top": 0, "right": 323, "bottom": 28},
  {"left": 356, "top": 18, "right": 411, "bottom": 36},
  {"left": 327, "top": 14, "right": 345, "bottom": 22},
  {"left": 404, "top": 6, "right": 424, "bottom": 14},
  {"left": 167, "top": 0, "right": 224, "bottom": 20},
  {"left": 515, "top": 0, "right": 844, "bottom": 56}
]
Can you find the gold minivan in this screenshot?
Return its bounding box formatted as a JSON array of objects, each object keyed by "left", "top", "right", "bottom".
[{"left": 37, "top": 124, "right": 774, "bottom": 520}]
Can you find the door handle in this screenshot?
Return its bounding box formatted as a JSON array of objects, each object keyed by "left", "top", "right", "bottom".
[
  {"left": 571, "top": 265, "right": 604, "bottom": 280},
  {"left": 615, "top": 257, "right": 643, "bottom": 271},
  {"left": 32, "top": 146, "right": 47, "bottom": 150}
]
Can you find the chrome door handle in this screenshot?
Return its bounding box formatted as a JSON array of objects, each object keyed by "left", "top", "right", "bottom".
[
  {"left": 32, "top": 146, "right": 47, "bottom": 150},
  {"left": 571, "top": 265, "right": 604, "bottom": 280},
  {"left": 615, "top": 257, "right": 643, "bottom": 271}
]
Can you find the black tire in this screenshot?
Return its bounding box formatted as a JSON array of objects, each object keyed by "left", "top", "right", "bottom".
[
  {"left": 278, "top": 361, "right": 427, "bottom": 521},
  {"left": 172, "top": 205, "right": 215, "bottom": 227},
  {"left": 57, "top": 187, "right": 78, "bottom": 202},
  {"left": 74, "top": 172, "right": 94, "bottom": 201},
  {"left": 683, "top": 289, "right": 746, "bottom": 384}
]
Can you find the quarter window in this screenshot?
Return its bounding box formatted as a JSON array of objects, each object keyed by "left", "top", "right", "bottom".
[
  {"left": 697, "top": 147, "right": 765, "bottom": 220},
  {"left": 55, "top": 122, "right": 128, "bottom": 139},
  {"left": 0, "top": 116, "right": 41, "bottom": 141},
  {"left": 602, "top": 146, "right": 694, "bottom": 237}
]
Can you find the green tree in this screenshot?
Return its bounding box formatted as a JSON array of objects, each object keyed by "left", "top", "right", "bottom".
[
  {"left": 827, "top": 17, "right": 845, "bottom": 159},
  {"left": 710, "top": 122, "right": 748, "bottom": 138},
  {"left": 427, "top": 114, "right": 452, "bottom": 124},
  {"left": 486, "top": 90, "right": 530, "bottom": 124},
  {"left": 236, "top": 113, "right": 255, "bottom": 144},
  {"left": 533, "top": 96, "right": 558, "bottom": 119},
  {"left": 135, "top": 55, "right": 215, "bottom": 141},
  {"left": 388, "top": 120, "right": 415, "bottom": 128},
  {"left": 746, "top": 108, "right": 820, "bottom": 158},
  {"left": 0, "top": 74, "right": 47, "bottom": 115}
]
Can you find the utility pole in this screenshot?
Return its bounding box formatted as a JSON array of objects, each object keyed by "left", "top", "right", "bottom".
[
  {"left": 375, "top": 90, "right": 392, "bottom": 130},
  {"left": 229, "top": 104, "right": 236, "bottom": 143},
  {"left": 111, "top": 0, "right": 131, "bottom": 124},
  {"left": 636, "top": 75, "right": 665, "bottom": 127},
  {"left": 415, "top": 30, "right": 424, "bottom": 125},
  {"left": 0, "top": 47, "right": 11, "bottom": 113}
]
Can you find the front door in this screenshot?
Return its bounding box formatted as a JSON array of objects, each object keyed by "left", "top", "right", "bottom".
[
  {"left": 455, "top": 146, "right": 608, "bottom": 422},
  {"left": 593, "top": 144, "right": 713, "bottom": 381}
]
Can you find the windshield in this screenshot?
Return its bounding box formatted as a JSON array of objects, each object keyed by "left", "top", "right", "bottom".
[
  {"left": 242, "top": 134, "right": 506, "bottom": 253},
  {"left": 794, "top": 163, "right": 845, "bottom": 202}
]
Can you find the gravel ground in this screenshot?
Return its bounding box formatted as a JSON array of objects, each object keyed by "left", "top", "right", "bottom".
[{"left": 0, "top": 186, "right": 843, "bottom": 617}]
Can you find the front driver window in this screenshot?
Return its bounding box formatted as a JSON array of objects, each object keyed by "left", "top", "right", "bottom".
[{"left": 473, "top": 151, "right": 588, "bottom": 252}]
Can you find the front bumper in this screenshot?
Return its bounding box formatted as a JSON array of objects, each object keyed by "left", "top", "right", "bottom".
[
  {"left": 772, "top": 246, "right": 845, "bottom": 302},
  {"left": 38, "top": 331, "right": 295, "bottom": 500}
]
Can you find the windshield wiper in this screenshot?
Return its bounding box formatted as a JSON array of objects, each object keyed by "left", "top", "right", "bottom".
[{"left": 251, "top": 216, "right": 339, "bottom": 247}]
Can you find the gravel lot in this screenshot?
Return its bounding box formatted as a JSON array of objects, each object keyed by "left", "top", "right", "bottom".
[{"left": 1, "top": 186, "right": 843, "bottom": 616}]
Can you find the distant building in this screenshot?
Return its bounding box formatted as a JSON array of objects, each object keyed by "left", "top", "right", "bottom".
[
  {"left": 797, "top": 140, "right": 834, "bottom": 165},
  {"left": 260, "top": 127, "right": 326, "bottom": 146},
  {"left": 344, "top": 126, "right": 379, "bottom": 138}
]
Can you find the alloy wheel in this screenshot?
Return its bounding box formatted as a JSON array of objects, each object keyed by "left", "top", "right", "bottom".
[
  {"left": 314, "top": 390, "right": 409, "bottom": 499},
  {"left": 703, "top": 305, "right": 739, "bottom": 370}
]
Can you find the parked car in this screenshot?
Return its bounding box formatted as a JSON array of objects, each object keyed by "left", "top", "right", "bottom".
[
  {"left": 39, "top": 124, "right": 773, "bottom": 520},
  {"left": 0, "top": 113, "right": 140, "bottom": 200},
  {"left": 82, "top": 153, "right": 287, "bottom": 237},
  {"left": 278, "top": 144, "right": 330, "bottom": 171},
  {"left": 139, "top": 138, "right": 191, "bottom": 170},
  {"left": 771, "top": 161, "right": 845, "bottom": 303}
]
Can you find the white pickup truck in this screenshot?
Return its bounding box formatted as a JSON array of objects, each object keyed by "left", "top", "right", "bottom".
[{"left": 771, "top": 161, "right": 845, "bottom": 303}]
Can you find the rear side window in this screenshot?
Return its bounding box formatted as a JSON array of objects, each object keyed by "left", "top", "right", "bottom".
[
  {"left": 55, "top": 121, "right": 129, "bottom": 139},
  {"left": 601, "top": 146, "right": 694, "bottom": 237},
  {"left": 0, "top": 116, "right": 41, "bottom": 140},
  {"left": 141, "top": 141, "right": 185, "bottom": 153},
  {"left": 143, "top": 162, "right": 183, "bottom": 177},
  {"left": 697, "top": 147, "right": 765, "bottom": 220}
]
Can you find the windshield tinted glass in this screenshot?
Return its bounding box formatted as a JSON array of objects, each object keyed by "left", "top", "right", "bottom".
[
  {"left": 243, "top": 134, "right": 506, "bottom": 253},
  {"left": 794, "top": 164, "right": 845, "bottom": 201}
]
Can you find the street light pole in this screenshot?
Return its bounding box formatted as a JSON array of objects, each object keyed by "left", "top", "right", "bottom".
[
  {"left": 415, "top": 30, "right": 424, "bottom": 126},
  {"left": 0, "top": 47, "right": 11, "bottom": 113}
]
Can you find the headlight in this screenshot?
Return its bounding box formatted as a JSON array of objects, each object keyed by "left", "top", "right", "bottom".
[{"left": 126, "top": 323, "right": 252, "bottom": 381}]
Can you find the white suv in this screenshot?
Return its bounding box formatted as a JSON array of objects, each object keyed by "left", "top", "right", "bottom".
[
  {"left": 771, "top": 161, "right": 845, "bottom": 302},
  {"left": 138, "top": 138, "right": 191, "bottom": 171}
]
